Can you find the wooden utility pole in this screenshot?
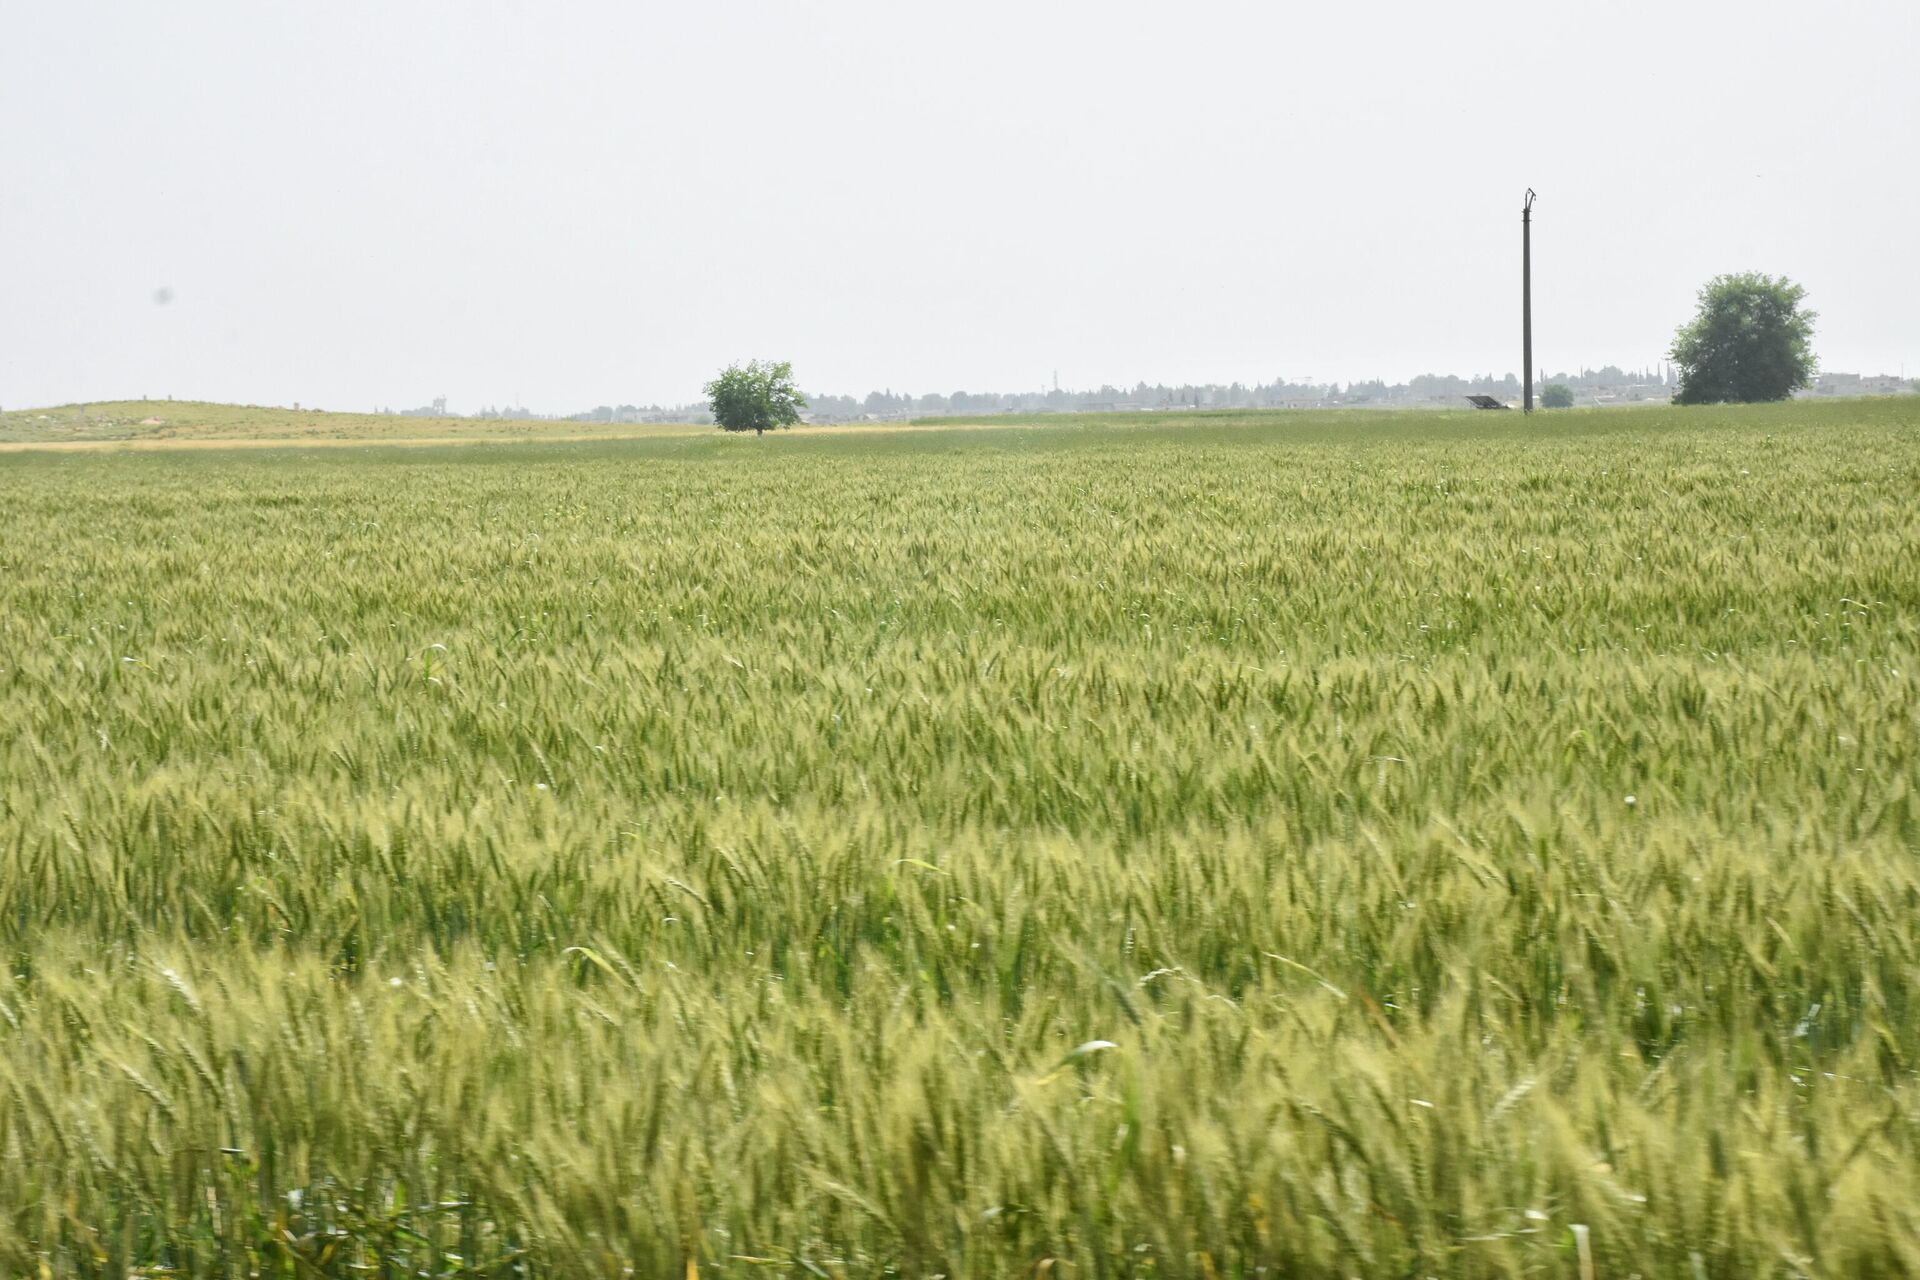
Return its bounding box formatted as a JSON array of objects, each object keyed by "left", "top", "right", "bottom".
[{"left": 1522, "top": 189, "right": 1536, "bottom": 414}]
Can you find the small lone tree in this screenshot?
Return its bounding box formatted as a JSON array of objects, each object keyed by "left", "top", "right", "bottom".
[
  {"left": 1540, "top": 383, "right": 1575, "bottom": 409},
  {"left": 1670, "top": 273, "right": 1816, "bottom": 405},
  {"left": 705, "top": 360, "right": 806, "bottom": 436}
]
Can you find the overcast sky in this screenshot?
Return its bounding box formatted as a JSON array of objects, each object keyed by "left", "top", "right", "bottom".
[{"left": 3, "top": 0, "right": 1915, "bottom": 413}]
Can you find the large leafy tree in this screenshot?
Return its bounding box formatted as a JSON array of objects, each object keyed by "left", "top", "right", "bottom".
[
  {"left": 1670, "top": 273, "right": 1816, "bottom": 405},
  {"left": 705, "top": 360, "right": 806, "bottom": 435}
]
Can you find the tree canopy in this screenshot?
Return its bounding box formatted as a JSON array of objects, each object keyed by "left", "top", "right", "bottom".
[
  {"left": 1540, "top": 383, "right": 1574, "bottom": 409},
  {"left": 705, "top": 360, "right": 806, "bottom": 435},
  {"left": 1670, "top": 274, "right": 1816, "bottom": 405}
]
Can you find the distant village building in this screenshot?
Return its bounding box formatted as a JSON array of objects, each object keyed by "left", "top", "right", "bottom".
[{"left": 1803, "top": 372, "right": 1915, "bottom": 398}]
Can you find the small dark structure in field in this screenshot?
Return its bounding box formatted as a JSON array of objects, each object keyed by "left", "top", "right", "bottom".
[{"left": 1465, "top": 394, "right": 1510, "bottom": 410}]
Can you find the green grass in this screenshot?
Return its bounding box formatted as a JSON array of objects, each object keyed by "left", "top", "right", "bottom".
[{"left": 1, "top": 399, "right": 1917, "bottom": 1277}]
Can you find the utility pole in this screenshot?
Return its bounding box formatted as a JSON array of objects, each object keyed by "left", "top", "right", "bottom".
[{"left": 1522, "top": 189, "right": 1536, "bottom": 414}]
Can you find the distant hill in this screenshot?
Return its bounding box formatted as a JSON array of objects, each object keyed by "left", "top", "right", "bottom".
[{"left": 0, "top": 400, "right": 700, "bottom": 446}]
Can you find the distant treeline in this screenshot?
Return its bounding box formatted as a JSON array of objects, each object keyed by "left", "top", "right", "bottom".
[
  {"left": 398, "top": 365, "right": 1676, "bottom": 423},
  {"left": 807, "top": 365, "right": 1673, "bottom": 420}
]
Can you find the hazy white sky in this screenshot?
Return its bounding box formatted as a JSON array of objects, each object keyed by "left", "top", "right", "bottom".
[{"left": 3, "top": 0, "right": 1915, "bottom": 412}]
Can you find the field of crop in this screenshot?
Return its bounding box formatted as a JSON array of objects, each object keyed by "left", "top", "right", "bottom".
[
  {"left": 1, "top": 399, "right": 1917, "bottom": 1277},
  {"left": 0, "top": 400, "right": 693, "bottom": 447}
]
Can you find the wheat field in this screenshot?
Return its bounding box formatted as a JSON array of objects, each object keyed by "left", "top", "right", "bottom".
[{"left": 1, "top": 400, "right": 1917, "bottom": 1277}]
